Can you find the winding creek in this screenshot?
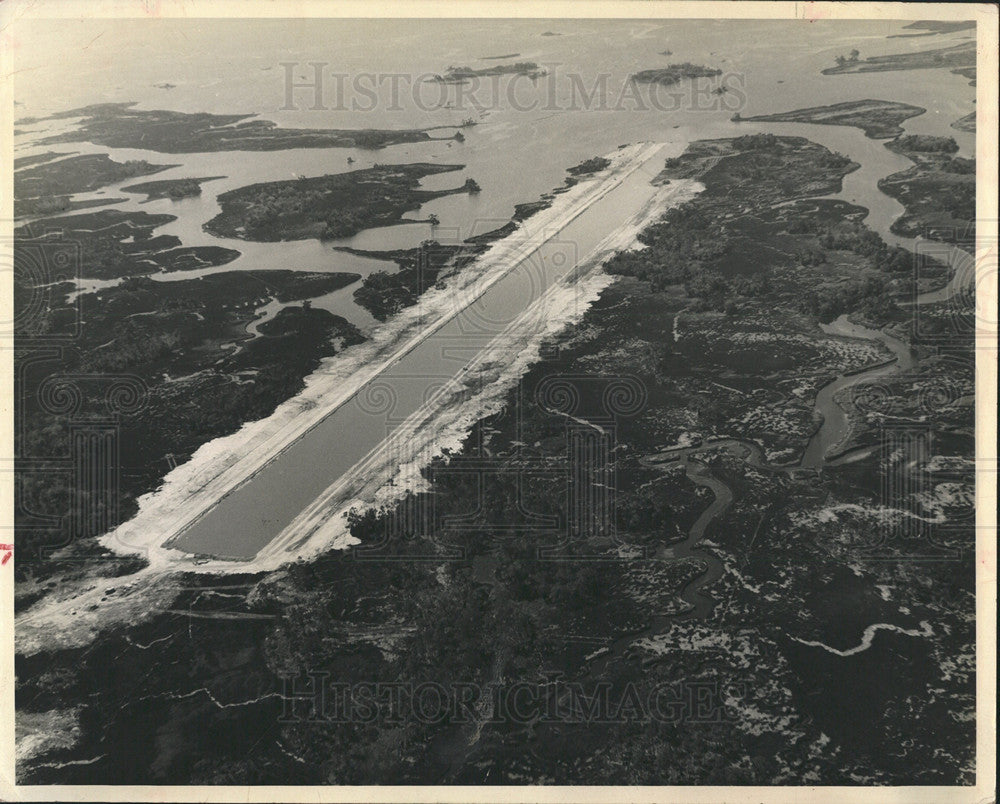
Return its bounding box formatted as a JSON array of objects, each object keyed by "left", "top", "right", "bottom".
[
  {"left": 584, "top": 290, "right": 947, "bottom": 670},
  {"left": 576, "top": 111, "right": 974, "bottom": 662},
  {"left": 617, "top": 261, "right": 960, "bottom": 649},
  {"left": 13, "top": 18, "right": 975, "bottom": 649},
  {"left": 9, "top": 24, "right": 984, "bottom": 784}
]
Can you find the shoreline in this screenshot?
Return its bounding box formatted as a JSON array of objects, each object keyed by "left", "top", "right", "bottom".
[
  {"left": 257, "top": 176, "right": 702, "bottom": 565},
  {"left": 100, "top": 142, "right": 674, "bottom": 566},
  {"left": 15, "top": 142, "right": 698, "bottom": 656}
]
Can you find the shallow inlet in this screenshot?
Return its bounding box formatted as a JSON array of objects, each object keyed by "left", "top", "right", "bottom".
[
  {"left": 800, "top": 314, "right": 916, "bottom": 468},
  {"left": 167, "top": 147, "right": 670, "bottom": 559}
]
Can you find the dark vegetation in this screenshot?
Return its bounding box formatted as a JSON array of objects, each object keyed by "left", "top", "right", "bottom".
[
  {"left": 121, "top": 176, "right": 226, "bottom": 201},
  {"left": 566, "top": 156, "right": 611, "bottom": 176},
  {"left": 350, "top": 241, "right": 466, "bottom": 321},
  {"left": 631, "top": 63, "right": 723, "bottom": 85},
  {"left": 732, "top": 103, "right": 975, "bottom": 246},
  {"left": 15, "top": 210, "right": 240, "bottom": 280},
  {"left": 204, "top": 164, "right": 475, "bottom": 242},
  {"left": 737, "top": 99, "right": 927, "bottom": 139},
  {"left": 14, "top": 268, "right": 363, "bottom": 575},
  {"left": 15, "top": 130, "right": 975, "bottom": 786},
  {"left": 889, "top": 134, "right": 959, "bottom": 154},
  {"left": 15, "top": 196, "right": 126, "bottom": 218},
  {"left": 879, "top": 135, "right": 975, "bottom": 241},
  {"left": 13, "top": 83, "right": 975, "bottom": 786},
  {"left": 14, "top": 153, "right": 176, "bottom": 214},
  {"left": 35, "top": 103, "right": 436, "bottom": 153},
  {"left": 12, "top": 151, "right": 496, "bottom": 575},
  {"left": 608, "top": 134, "right": 922, "bottom": 324},
  {"left": 14, "top": 151, "right": 71, "bottom": 169},
  {"left": 832, "top": 48, "right": 862, "bottom": 68}
]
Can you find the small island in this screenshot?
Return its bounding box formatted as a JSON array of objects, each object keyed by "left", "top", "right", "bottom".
[
  {"left": 631, "top": 63, "right": 723, "bottom": 86},
  {"left": 121, "top": 176, "right": 226, "bottom": 202},
  {"left": 428, "top": 62, "right": 547, "bottom": 83},
  {"left": 204, "top": 163, "right": 478, "bottom": 242},
  {"left": 566, "top": 156, "right": 611, "bottom": 176},
  {"left": 35, "top": 102, "right": 439, "bottom": 153},
  {"left": 951, "top": 111, "right": 976, "bottom": 133},
  {"left": 888, "top": 20, "right": 976, "bottom": 39}
]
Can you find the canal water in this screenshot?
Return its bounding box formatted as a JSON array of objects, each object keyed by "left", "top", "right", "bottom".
[
  {"left": 168, "top": 145, "right": 676, "bottom": 557},
  {"left": 13, "top": 18, "right": 977, "bottom": 558}
]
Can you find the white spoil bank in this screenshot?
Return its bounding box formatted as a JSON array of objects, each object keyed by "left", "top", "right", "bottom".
[
  {"left": 16, "top": 143, "right": 701, "bottom": 656},
  {"left": 97, "top": 141, "right": 692, "bottom": 573}
]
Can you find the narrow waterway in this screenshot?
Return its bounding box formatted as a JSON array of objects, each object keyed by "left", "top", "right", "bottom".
[
  {"left": 168, "top": 145, "right": 674, "bottom": 558},
  {"left": 625, "top": 288, "right": 949, "bottom": 638},
  {"left": 608, "top": 91, "right": 976, "bottom": 635},
  {"left": 11, "top": 21, "right": 983, "bottom": 783},
  {"left": 14, "top": 18, "right": 975, "bottom": 568},
  {"left": 801, "top": 315, "right": 916, "bottom": 467}
]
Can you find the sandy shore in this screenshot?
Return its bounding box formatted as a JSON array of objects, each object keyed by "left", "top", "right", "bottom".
[
  {"left": 98, "top": 141, "right": 680, "bottom": 569},
  {"left": 16, "top": 142, "right": 701, "bottom": 655}
]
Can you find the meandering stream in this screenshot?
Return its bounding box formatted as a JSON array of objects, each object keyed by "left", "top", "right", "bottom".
[
  {"left": 619, "top": 276, "right": 957, "bottom": 650},
  {"left": 586, "top": 99, "right": 974, "bottom": 657},
  {"left": 15, "top": 14, "right": 974, "bottom": 647}
]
